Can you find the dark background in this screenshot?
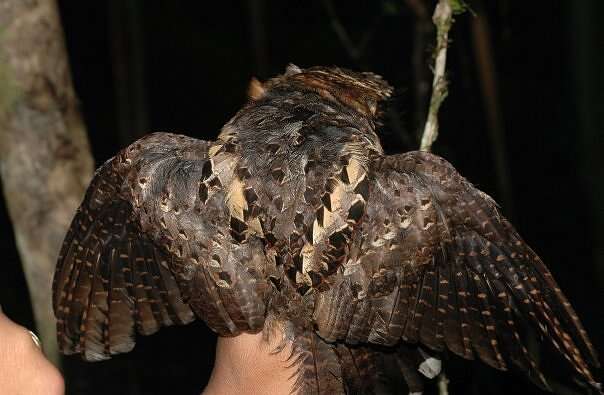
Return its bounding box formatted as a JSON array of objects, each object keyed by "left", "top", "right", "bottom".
[{"left": 1, "top": 1, "right": 603, "bottom": 394}]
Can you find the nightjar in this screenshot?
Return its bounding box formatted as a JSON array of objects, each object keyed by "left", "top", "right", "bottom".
[{"left": 53, "top": 65, "right": 601, "bottom": 394}]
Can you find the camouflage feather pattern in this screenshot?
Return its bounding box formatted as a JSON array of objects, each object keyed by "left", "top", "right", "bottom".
[{"left": 53, "top": 65, "right": 601, "bottom": 394}]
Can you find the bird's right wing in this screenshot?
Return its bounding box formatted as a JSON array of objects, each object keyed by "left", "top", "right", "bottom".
[
  {"left": 53, "top": 133, "right": 269, "bottom": 361},
  {"left": 313, "top": 151, "right": 600, "bottom": 390}
]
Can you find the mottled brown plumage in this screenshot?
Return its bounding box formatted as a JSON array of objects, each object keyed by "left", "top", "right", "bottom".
[{"left": 53, "top": 65, "right": 601, "bottom": 394}]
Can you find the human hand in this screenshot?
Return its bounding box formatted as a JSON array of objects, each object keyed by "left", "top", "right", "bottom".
[
  {"left": 0, "top": 308, "right": 64, "bottom": 395},
  {"left": 202, "top": 331, "right": 296, "bottom": 395}
]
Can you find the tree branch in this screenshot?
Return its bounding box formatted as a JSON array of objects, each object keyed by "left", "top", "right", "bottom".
[
  {"left": 417, "top": 2, "right": 458, "bottom": 393},
  {"left": 0, "top": 0, "right": 94, "bottom": 366},
  {"left": 322, "top": 0, "right": 381, "bottom": 64},
  {"left": 323, "top": 0, "right": 360, "bottom": 61},
  {"left": 420, "top": 0, "right": 454, "bottom": 152},
  {"left": 323, "top": 0, "right": 412, "bottom": 147},
  {"left": 470, "top": 3, "right": 514, "bottom": 215}
]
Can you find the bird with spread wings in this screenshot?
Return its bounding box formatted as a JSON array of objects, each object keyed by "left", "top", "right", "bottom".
[{"left": 53, "top": 65, "right": 601, "bottom": 394}]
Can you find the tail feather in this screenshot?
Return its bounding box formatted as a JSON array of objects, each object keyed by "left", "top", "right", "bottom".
[{"left": 290, "top": 330, "right": 345, "bottom": 394}]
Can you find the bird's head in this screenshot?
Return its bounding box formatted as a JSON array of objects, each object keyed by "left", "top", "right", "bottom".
[{"left": 248, "top": 64, "right": 393, "bottom": 119}]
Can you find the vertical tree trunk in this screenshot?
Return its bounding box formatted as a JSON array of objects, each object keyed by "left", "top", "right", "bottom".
[{"left": 0, "top": 0, "right": 94, "bottom": 365}]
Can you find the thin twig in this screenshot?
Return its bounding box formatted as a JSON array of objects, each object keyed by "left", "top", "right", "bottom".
[
  {"left": 322, "top": 0, "right": 413, "bottom": 147},
  {"left": 418, "top": 1, "right": 456, "bottom": 393},
  {"left": 323, "top": 0, "right": 360, "bottom": 60},
  {"left": 420, "top": 0, "right": 454, "bottom": 152},
  {"left": 437, "top": 372, "right": 450, "bottom": 395},
  {"left": 322, "top": 0, "right": 381, "bottom": 63}
]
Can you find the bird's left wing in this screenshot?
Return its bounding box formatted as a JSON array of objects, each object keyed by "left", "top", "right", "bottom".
[
  {"left": 53, "top": 133, "right": 269, "bottom": 361},
  {"left": 313, "top": 151, "right": 599, "bottom": 389}
]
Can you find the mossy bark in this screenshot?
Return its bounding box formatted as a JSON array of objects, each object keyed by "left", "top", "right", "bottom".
[
  {"left": 419, "top": 0, "right": 453, "bottom": 152},
  {"left": 0, "top": 0, "right": 94, "bottom": 366}
]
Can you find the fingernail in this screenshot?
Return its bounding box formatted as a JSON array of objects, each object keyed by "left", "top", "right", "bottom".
[{"left": 28, "top": 330, "right": 42, "bottom": 349}]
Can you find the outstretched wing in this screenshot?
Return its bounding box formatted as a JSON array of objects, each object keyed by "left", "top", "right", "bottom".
[
  {"left": 314, "top": 151, "right": 599, "bottom": 388},
  {"left": 53, "top": 132, "right": 269, "bottom": 361}
]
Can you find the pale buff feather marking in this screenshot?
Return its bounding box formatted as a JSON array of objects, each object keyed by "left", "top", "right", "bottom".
[{"left": 225, "top": 176, "right": 247, "bottom": 222}]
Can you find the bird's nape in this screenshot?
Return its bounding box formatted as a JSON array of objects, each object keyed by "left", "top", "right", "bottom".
[{"left": 251, "top": 64, "right": 393, "bottom": 118}]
